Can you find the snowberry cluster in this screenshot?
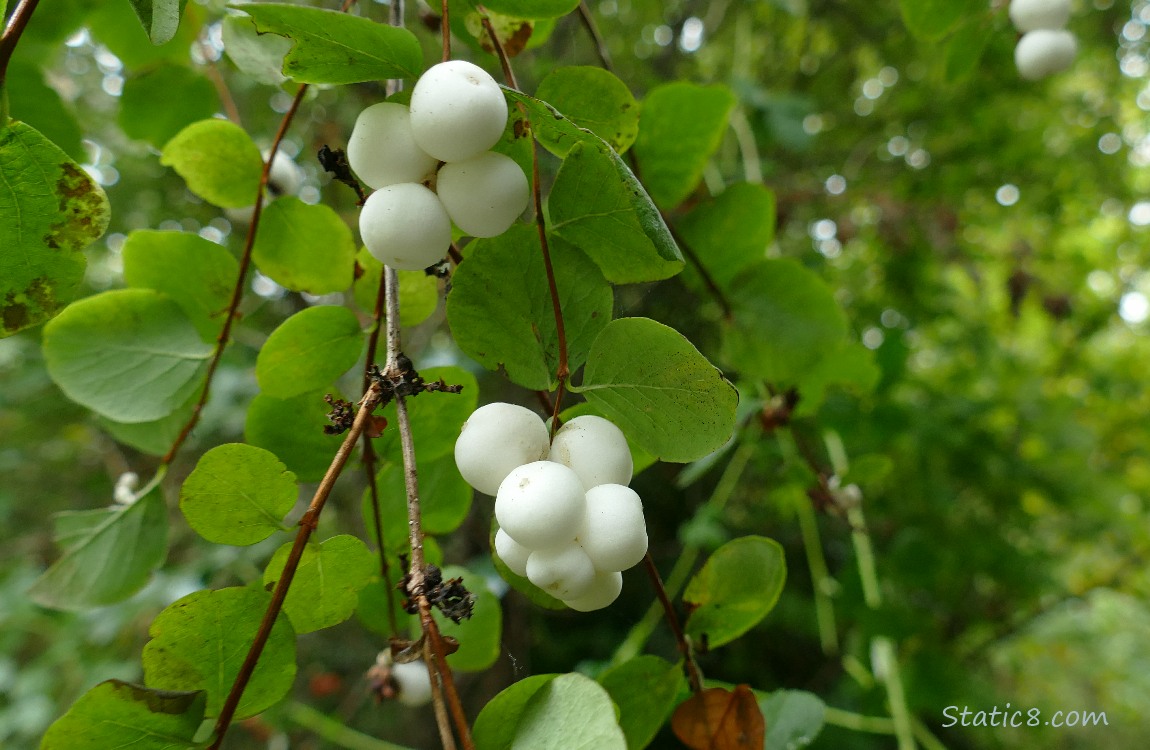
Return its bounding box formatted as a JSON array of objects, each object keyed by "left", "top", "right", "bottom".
[
  {"left": 1009, "top": 0, "right": 1077, "bottom": 81},
  {"left": 454, "top": 403, "right": 648, "bottom": 612},
  {"left": 349, "top": 60, "right": 530, "bottom": 270}
]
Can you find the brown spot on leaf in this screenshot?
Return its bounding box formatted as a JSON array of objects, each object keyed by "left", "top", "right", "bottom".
[
  {"left": 44, "top": 162, "right": 110, "bottom": 252},
  {"left": 2, "top": 277, "right": 57, "bottom": 334}
]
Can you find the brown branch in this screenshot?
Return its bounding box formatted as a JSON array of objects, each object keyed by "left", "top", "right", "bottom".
[
  {"left": 0, "top": 0, "right": 40, "bottom": 89},
  {"left": 422, "top": 607, "right": 474, "bottom": 750},
  {"left": 161, "top": 84, "right": 309, "bottom": 465},
  {"left": 440, "top": 0, "right": 450, "bottom": 62},
  {"left": 642, "top": 553, "right": 703, "bottom": 693},
  {"left": 202, "top": 52, "right": 243, "bottom": 126},
  {"left": 577, "top": 0, "right": 613, "bottom": 72},
  {"left": 209, "top": 382, "right": 387, "bottom": 749},
  {"left": 478, "top": 10, "right": 516, "bottom": 88}
]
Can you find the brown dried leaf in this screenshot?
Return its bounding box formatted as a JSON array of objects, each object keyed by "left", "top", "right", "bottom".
[{"left": 671, "top": 685, "right": 765, "bottom": 750}]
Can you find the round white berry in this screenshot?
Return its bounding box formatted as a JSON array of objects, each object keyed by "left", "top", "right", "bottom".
[
  {"left": 563, "top": 570, "right": 623, "bottom": 612},
  {"left": 579, "top": 484, "right": 647, "bottom": 572},
  {"left": 1008, "top": 0, "right": 1070, "bottom": 33},
  {"left": 409, "top": 60, "right": 508, "bottom": 163},
  {"left": 392, "top": 659, "right": 433, "bottom": 707},
  {"left": 455, "top": 402, "right": 550, "bottom": 496},
  {"left": 359, "top": 183, "right": 451, "bottom": 270},
  {"left": 494, "top": 527, "right": 532, "bottom": 578},
  {"left": 549, "top": 415, "right": 633, "bottom": 491},
  {"left": 526, "top": 543, "right": 596, "bottom": 600},
  {"left": 495, "top": 461, "right": 586, "bottom": 551},
  {"left": 1014, "top": 30, "right": 1077, "bottom": 81},
  {"left": 435, "top": 151, "right": 530, "bottom": 238},
  {"left": 347, "top": 102, "right": 438, "bottom": 190}
]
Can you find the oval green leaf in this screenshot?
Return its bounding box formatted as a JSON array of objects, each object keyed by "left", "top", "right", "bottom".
[
  {"left": 574, "top": 317, "right": 738, "bottom": 463},
  {"left": 760, "top": 690, "right": 826, "bottom": 750},
  {"left": 179, "top": 443, "right": 298, "bottom": 545},
  {"left": 683, "top": 535, "right": 786, "bottom": 649},
  {"left": 237, "top": 3, "right": 423, "bottom": 83},
  {"left": 474, "top": 672, "right": 626, "bottom": 750},
  {"left": 722, "top": 259, "right": 848, "bottom": 385},
  {"left": 264, "top": 534, "right": 375, "bottom": 634},
  {"left": 42, "top": 680, "right": 205, "bottom": 750},
  {"left": 42, "top": 289, "right": 213, "bottom": 423},
  {"left": 128, "top": 0, "right": 182, "bottom": 45},
  {"left": 632, "top": 82, "right": 736, "bottom": 209},
  {"left": 255, "top": 305, "right": 363, "bottom": 399},
  {"left": 222, "top": 14, "right": 291, "bottom": 86},
  {"left": 161, "top": 119, "right": 264, "bottom": 208},
  {"left": 352, "top": 248, "right": 440, "bottom": 327},
  {"left": 0, "top": 121, "right": 109, "bottom": 337},
  {"left": 245, "top": 390, "right": 342, "bottom": 483},
  {"left": 535, "top": 66, "right": 639, "bottom": 153},
  {"left": 447, "top": 224, "right": 613, "bottom": 391},
  {"left": 366, "top": 452, "right": 473, "bottom": 552},
  {"left": 119, "top": 63, "right": 218, "bottom": 148},
  {"left": 122, "top": 229, "right": 239, "bottom": 342},
  {"left": 142, "top": 587, "right": 297, "bottom": 720},
  {"left": 676, "top": 182, "right": 775, "bottom": 289},
  {"left": 598, "top": 655, "right": 685, "bottom": 750},
  {"left": 253, "top": 197, "right": 356, "bottom": 294},
  {"left": 899, "top": 0, "right": 984, "bottom": 40},
  {"left": 28, "top": 487, "right": 168, "bottom": 611}
]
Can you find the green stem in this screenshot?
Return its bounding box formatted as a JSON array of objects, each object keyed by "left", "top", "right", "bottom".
[
  {"left": 848, "top": 504, "right": 883, "bottom": 610},
  {"left": 822, "top": 706, "right": 896, "bottom": 734},
  {"left": 285, "top": 701, "right": 416, "bottom": 750},
  {"left": 872, "top": 636, "right": 917, "bottom": 750},
  {"left": 796, "top": 492, "right": 838, "bottom": 655}
]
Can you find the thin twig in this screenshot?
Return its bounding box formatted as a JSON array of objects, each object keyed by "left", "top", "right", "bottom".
[
  {"left": 576, "top": 0, "right": 613, "bottom": 71},
  {"left": 0, "top": 0, "right": 41, "bottom": 89},
  {"left": 209, "top": 383, "right": 386, "bottom": 749},
  {"left": 478, "top": 10, "right": 516, "bottom": 88},
  {"left": 421, "top": 623, "right": 457, "bottom": 750},
  {"left": 161, "top": 84, "right": 309, "bottom": 465},
  {"left": 202, "top": 54, "right": 243, "bottom": 126},
  {"left": 440, "top": 0, "right": 450, "bottom": 62},
  {"left": 642, "top": 553, "right": 703, "bottom": 693},
  {"left": 667, "top": 222, "right": 734, "bottom": 320}
]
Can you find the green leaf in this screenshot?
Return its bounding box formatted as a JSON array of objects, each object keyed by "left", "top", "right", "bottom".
[
  {"left": 548, "top": 140, "right": 683, "bottom": 284},
  {"left": 5, "top": 60, "right": 84, "bottom": 161},
  {"left": 87, "top": 0, "right": 202, "bottom": 69},
  {"left": 235, "top": 3, "right": 423, "bottom": 84},
  {"left": 431, "top": 566, "right": 502, "bottom": 672},
  {"left": 0, "top": 121, "right": 109, "bottom": 337},
  {"left": 121, "top": 230, "right": 239, "bottom": 342},
  {"left": 535, "top": 67, "right": 639, "bottom": 153},
  {"left": 446, "top": 224, "right": 613, "bottom": 390},
  {"left": 119, "top": 63, "right": 218, "bottom": 149},
  {"left": 370, "top": 365, "right": 478, "bottom": 462},
  {"left": 598, "top": 656, "right": 685, "bottom": 750},
  {"left": 143, "top": 587, "right": 297, "bottom": 720},
  {"left": 28, "top": 488, "right": 168, "bottom": 610},
  {"left": 255, "top": 305, "right": 363, "bottom": 399},
  {"left": 676, "top": 182, "right": 775, "bottom": 288},
  {"left": 161, "top": 119, "right": 264, "bottom": 208},
  {"left": 367, "top": 452, "right": 473, "bottom": 552},
  {"left": 352, "top": 248, "right": 440, "bottom": 327},
  {"left": 179, "top": 443, "right": 297, "bottom": 545},
  {"left": 42, "top": 289, "right": 213, "bottom": 423},
  {"left": 899, "top": 0, "right": 984, "bottom": 40},
  {"left": 683, "top": 536, "right": 786, "bottom": 649},
  {"left": 245, "top": 390, "right": 342, "bottom": 483},
  {"left": 264, "top": 535, "right": 375, "bottom": 634},
  {"left": 632, "top": 82, "right": 736, "bottom": 209},
  {"left": 474, "top": 672, "right": 626, "bottom": 750},
  {"left": 760, "top": 690, "right": 826, "bottom": 750},
  {"left": 99, "top": 393, "right": 197, "bottom": 457},
  {"left": 944, "top": 18, "right": 993, "bottom": 83},
  {"left": 722, "top": 259, "right": 848, "bottom": 384},
  {"left": 221, "top": 14, "right": 291, "bottom": 86},
  {"left": 41, "top": 680, "right": 205, "bottom": 750},
  {"left": 129, "top": 0, "right": 182, "bottom": 45},
  {"left": 793, "top": 339, "right": 880, "bottom": 416},
  {"left": 252, "top": 197, "right": 356, "bottom": 294},
  {"left": 574, "top": 318, "right": 738, "bottom": 463},
  {"left": 478, "top": 0, "right": 578, "bottom": 18},
  {"left": 503, "top": 88, "right": 594, "bottom": 159}
]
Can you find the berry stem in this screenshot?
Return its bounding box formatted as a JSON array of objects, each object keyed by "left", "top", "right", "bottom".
[
  {"left": 642, "top": 552, "right": 704, "bottom": 693},
  {"left": 576, "top": 1, "right": 613, "bottom": 72},
  {"left": 440, "top": 0, "right": 450, "bottom": 62}
]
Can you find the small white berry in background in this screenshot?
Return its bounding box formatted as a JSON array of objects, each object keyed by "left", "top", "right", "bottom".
[
  {"left": 495, "top": 461, "right": 586, "bottom": 551},
  {"left": 347, "top": 102, "right": 438, "bottom": 189},
  {"left": 409, "top": 60, "right": 508, "bottom": 162},
  {"left": 563, "top": 570, "right": 623, "bottom": 612},
  {"left": 455, "top": 402, "right": 550, "bottom": 496},
  {"left": 494, "top": 527, "right": 532, "bottom": 578},
  {"left": 391, "top": 660, "right": 434, "bottom": 707},
  {"left": 1014, "top": 29, "right": 1078, "bottom": 80},
  {"left": 435, "top": 151, "right": 530, "bottom": 238},
  {"left": 579, "top": 484, "right": 648, "bottom": 573},
  {"left": 526, "top": 543, "right": 596, "bottom": 600},
  {"left": 1008, "top": 0, "right": 1070, "bottom": 33},
  {"left": 548, "top": 415, "right": 633, "bottom": 491},
  {"left": 359, "top": 182, "right": 452, "bottom": 270}
]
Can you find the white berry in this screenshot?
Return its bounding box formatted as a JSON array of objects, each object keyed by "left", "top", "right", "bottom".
[
  {"left": 526, "top": 543, "right": 596, "bottom": 600},
  {"left": 435, "top": 151, "right": 530, "bottom": 238},
  {"left": 359, "top": 183, "right": 451, "bottom": 270},
  {"left": 409, "top": 60, "right": 508, "bottom": 163},
  {"left": 392, "top": 659, "right": 433, "bottom": 707},
  {"left": 347, "top": 102, "right": 438, "bottom": 190},
  {"left": 1009, "top": 0, "right": 1070, "bottom": 33},
  {"left": 549, "top": 415, "right": 633, "bottom": 491},
  {"left": 455, "top": 402, "right": 550, "bottom": 496},
  {"left": 1014, "top": 30, "right": 1077, "bottom": 80},
  {"left": 495, "top": 461, "right": 586, "bottom": 551},
  {"left": 579, "top": 484, "right": 647, "bottom": 572},
  {"left": 563, "top": 570, "right": 623, "bottom": 612},
  {"left": 494, "top": 527, "right": 532, "bottom": 578}
]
